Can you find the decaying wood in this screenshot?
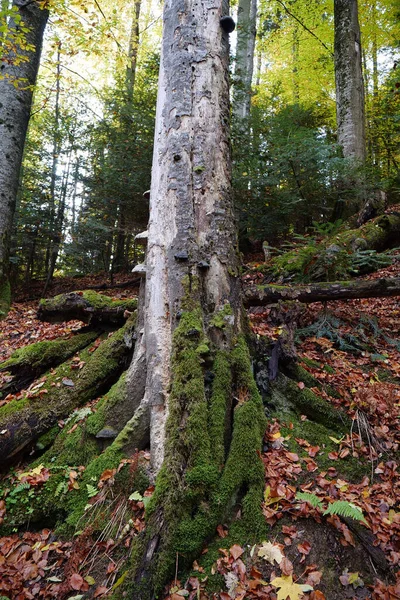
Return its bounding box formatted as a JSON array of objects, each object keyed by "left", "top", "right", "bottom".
[
  {"left": 37, "top": 291, "right": 137, "bottom": 325},
  {"left": 0, "top": 317, "right": 135, "bottom": 464},
  {"left": 0, "top": 330, "right": 99, "bottom": 395},
  {"left": 244, "top": 277, "right": 400, "bottom": 306}
]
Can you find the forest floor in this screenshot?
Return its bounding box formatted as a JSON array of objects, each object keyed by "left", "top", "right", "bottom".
[{"left": 0, "top": 262, "right": 399, "bottom": 600}]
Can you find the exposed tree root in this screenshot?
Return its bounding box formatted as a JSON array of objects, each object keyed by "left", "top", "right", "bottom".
[
  {"left": 0, "top": 315, "right": 136, "bottom": 464},
  {"left": 0, "top": 330, "right": 99, "bottom": 395}
]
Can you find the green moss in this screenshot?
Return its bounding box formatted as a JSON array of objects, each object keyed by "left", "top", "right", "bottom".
[
  {"left": 218, "top": 338, "right": 267, "bottom": 536},
  {"left": 270, "top": 246, "right": 318, "bottom": 279},
  {"left": 209, "top": 352, "right": 232, "bottom": 468},
  {"left": 0, "top": 277, "right": 11, "bottom": 320},
  {"left": 86, "top": 373, "right": 127, "bottom": 436},
  {"left": 279, "top": 416, "right": 368, "bottom": 481},
  {"left": 1, "top": 331, "right": 98, "bottom": 372},
  {"left": 300, "top": 356, "right": 322, "bottom": 370},
  {"left": 271, "top": 374, "right": 349, "bottom": 431},
  {"left": 210, "top": 303, "right": 233, "bottom": 329},
  {"left": 35, "top": 426, "right": 60, "bottom": 451},
  {"left": 63, "top": 444, "right": 125, "bottom": 530},
  {"left": 39, "top": 290, "right": 137, "bottom": 312},
  {"left": 284, "top": 363, "right": 320, "bottom": 388}
]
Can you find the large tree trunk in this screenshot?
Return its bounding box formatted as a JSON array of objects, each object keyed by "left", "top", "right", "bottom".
[
  {"left": 120, "top": 0, "right": 266, "bottom": 595},
  {"left": 0, "top": 0, "right": 49, "bottom": 318},
  {"left": 334, "top": 0, "right": 366, "bottom": 162}
]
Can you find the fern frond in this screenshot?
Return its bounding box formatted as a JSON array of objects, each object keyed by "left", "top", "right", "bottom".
[
  {"left": 55, "top": 481, "right": 68, "bottom": 497},
  {"left": 323, "top": 501, "right": 367, "bottom": 523},
  {"left": 10, "top": 482, "right": 31, "bottom": 496},
  {"left": 86, "top": 484, "right": 99, "bottom": 498},
  {"left": 295, "top": 492, "right": 324, "bottom": 509}
]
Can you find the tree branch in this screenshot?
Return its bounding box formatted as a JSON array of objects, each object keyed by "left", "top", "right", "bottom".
[{"left": 274, "top": 0, "right": 333, "bottom": 57}]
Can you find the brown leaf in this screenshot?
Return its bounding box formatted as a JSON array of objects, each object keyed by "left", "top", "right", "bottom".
[
  {"left": 217, "top": 524, "right": 228, "bottom": 538},
  {"left": 306, "top": 571, "right": 322, "bottom": 586},
  {"left": 229, "top": 544, "right": 244, "bottom": 560},
  {"left": 94, "top": 586, "right": 108, "bottom": 597},
  {"left": 280, "top": 557, "right": 293, "bottom": 576},
  {"left": 69, "top": 572, "right": 84, "bottom": 590}
]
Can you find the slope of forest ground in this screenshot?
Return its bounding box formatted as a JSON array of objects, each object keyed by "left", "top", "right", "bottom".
[{"left": 0, "top": 256, "right": 399, "bottom": 600}]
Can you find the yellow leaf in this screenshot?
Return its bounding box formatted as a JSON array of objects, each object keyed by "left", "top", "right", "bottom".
[
  {"left": 348, "top": 572, "right": 359, "bottom": 585},
  {"left": 18, "top": 464, "right": 44, "bottom": 479},
  {"left": 272, "top": 431, "right": 282, "bottom": 439},
  {"left": 270, "top": 574, "right": 312, "bottom": 600},
  {"left": 328, "top": 436, "right": 344, "bottom": 444}
]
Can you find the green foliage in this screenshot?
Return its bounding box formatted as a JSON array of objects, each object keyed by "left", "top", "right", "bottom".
[
  {"left": 350, "top": 249, "right": 393, "bottom": 275},
  {"left": 323, "top": 500, "right": 367, "bottom": 523},
  {"left": 234, "top": 103, "right": 368, "bottom": 246},
  {"left": 296, "top": 491, "right": 323, "bottom": 509},
  {"left": 296, "top": 492, "right": 367, "bottom": 523}
]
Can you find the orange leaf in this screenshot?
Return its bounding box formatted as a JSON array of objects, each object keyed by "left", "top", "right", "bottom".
[{"left": 230, "top": 544, "right": 244, "bottom": 560}]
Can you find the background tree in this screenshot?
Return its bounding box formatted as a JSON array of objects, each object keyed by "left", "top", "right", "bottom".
[
  {"left": 0, "top": 0, "right": 49, "bottom": 316},
  {"left": 334, "top": 0, "right": 366, "bottom": 162}
]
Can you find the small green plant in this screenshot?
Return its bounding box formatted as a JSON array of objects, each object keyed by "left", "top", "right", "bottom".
[
  {"left": 296, "top": 492, "right": 367, "bottom": 523},
  {"left": 311, "top": 219, "right": 344, "bottom": 237}
]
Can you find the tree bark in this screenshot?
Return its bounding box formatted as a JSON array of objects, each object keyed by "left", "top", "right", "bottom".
[
  {"left": 244, "top": 277, "right": 400, "bottom": 306},
  {"left": 334, "top": 0, "right": 366, "bottom": 162},
  {"left": 37, "top": 291, "right": 137, "bottom": 326},
  {"left": 0, "top": 0, "right": 49, "bottom": 317}
]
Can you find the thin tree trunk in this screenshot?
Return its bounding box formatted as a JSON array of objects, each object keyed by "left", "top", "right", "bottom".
[
  {"left": 292, "top": 24, "right": 300, "bottom": 103},
  {"left": 126, "top": 0, "right": 141, "bottom": 102},
  {"left": 43, "top": 43, "right": 61, "bottom": 292},
  {"left": 0, "top": 0, "right": 49, "bottom": 317},
  {"left": 233, "top": 0, "right": 257, "bottom": 121},
  {"left": 43, "top": 132, "right": 72, "bottom": 295},
  {"left": 334, "top": 0, "right": 366, "bottom": 162},
  {"left": 70, "top": 156, "right": 80, "bottom": 237}
]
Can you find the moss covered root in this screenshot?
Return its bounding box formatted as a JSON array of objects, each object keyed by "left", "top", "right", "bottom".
[
  {"left": 128, "top": 307, "right": 266, "bottom": 598},
  {"left": 0, "top": 316, "right": 136, "bottom": 462},
  {"left": 0, "top": 331, "right": 99, "bottom": 394}
]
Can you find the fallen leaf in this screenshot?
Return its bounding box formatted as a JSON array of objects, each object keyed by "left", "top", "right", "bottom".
[
  {"left": 229, "top": 544, "right": 244, "bottom": 560},
  {"left": 258, "top": 541, "right": 284, "bottom": 565},
  {"left": 270, "top": 574, "right": 312, "bottom": 600},
  {"left": 70, "top": 572, "right": 84, "bottom": 591}
]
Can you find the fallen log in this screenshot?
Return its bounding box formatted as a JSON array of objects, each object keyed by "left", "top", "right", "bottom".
[
  {"left": 244, "top": 277, "right": 400, "bottom": 306},
  {"left": 0, "top": 315, "right": 136, "bottom": 464},
  {"left": 267, "top": 212, "right": 400, "bottom": 282},
  {"left": 0, "top": 331, "right": 99, "bottom": 395},
  {"left": 37, "top": 290, "right": 137, "bottom": 325}
]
